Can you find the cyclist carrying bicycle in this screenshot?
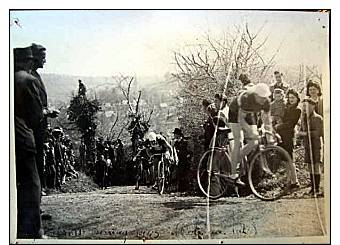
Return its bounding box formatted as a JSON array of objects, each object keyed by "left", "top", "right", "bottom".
[{"left": 228, "top": 83, "right": 275, "bottom": 186}]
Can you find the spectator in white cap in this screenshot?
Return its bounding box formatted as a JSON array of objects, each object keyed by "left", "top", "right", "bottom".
[{"left": 270, "top": 71, "right": 289, "bottom": 100}]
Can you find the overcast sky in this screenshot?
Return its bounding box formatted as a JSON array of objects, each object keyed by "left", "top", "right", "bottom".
[{"left": 10, "top": 10, "right": 329, "bottom": 77}]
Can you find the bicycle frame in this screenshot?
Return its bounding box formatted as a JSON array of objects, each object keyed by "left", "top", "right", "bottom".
[
  {"left": 209, "top": 127, "right": 233, "bottom": 149},
  {"left": 240, "top": 130, "right": 280, "bottom": 161},
  {"left": 206, "top": 170, "right": 236, "bottom": 185}
]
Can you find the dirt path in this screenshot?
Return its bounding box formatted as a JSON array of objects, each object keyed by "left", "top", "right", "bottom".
[{"left": 41, "top": 186, "right": 328, "bottom": 241}]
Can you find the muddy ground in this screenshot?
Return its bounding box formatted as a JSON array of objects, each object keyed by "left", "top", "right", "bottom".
[{"left": 41, "top": 183, "right": 329, "bottom": 242}]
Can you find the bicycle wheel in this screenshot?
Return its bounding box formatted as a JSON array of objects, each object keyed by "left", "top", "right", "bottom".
[
  {"left": 248, "top": 145, "right": 294, "bottom": 201},
  {"left": 149, "top": 163, "right": 156, "bottom": 184},
  {"left": 135, "top": 161, "right": 143, "bottom": 190},
  {"left": 143, "top": 163, "right": 152, "bottom": 187},
  {"left": 197, "top": 148, "right": 231, "bottom": 199},
  {"left": 165, "top": 165, "right": 172, "bottom": 192},
  {"left": 157, "top": 160, "right": 165, "bottom": 195}
]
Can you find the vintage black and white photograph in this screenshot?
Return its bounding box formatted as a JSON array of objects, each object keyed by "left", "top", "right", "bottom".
[{"left": 9, "top": 9, "right": 330, "bottom": 243}]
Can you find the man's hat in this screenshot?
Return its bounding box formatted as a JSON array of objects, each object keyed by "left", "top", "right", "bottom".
[
  {"left": 30, "top": 43, "right": 46, "bottom": 56},
  {"left": 173, "top": 128, "right": 183, "bottom": 136},
  {"left": 14, "top": 47, "right": 34, "bottom": 61}
]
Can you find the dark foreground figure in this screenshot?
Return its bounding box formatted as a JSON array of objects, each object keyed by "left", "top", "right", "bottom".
[{"left": 14, "top": 47, "right": 44, "bottom": 238}]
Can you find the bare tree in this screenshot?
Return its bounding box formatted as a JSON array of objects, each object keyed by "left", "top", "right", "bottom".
[
  {"left": 113, "top": 75, "right": 135, "bottom": 114},
  {"left": 112, "top": 74, "right": 158, "bottom": 154},
  {"left": 171, "top": 23, "right": 279, "bottom": 190},
  {"left": 108, "top": 114, "right": 119, "bottom": 140},
  {"left": 173, "top": 23, "right": 276, "bottom": 97}
]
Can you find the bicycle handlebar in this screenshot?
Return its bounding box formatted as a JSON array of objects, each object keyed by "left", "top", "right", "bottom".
[
  {"left": 259, "top": 129, "right": 282, "bottom": 144},
  {"left": 260, "top": 129, "right": 274, "bottom": 136},
  {"left": 149, "top": 153, "right": 163, "bottom": 161},
  {"left": 150, "top": 153, "right": 163, "bottom": 157}
]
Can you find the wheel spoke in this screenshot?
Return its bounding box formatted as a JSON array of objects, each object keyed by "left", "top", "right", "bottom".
[
  {"left": 248, "top": 145, "right": 292, "bottom": 201},
  {"left": 197, "top": 149, "right": 231, "bottom": 199},
  {"left": 157, "top": 160, "right": 165, "bottom": 195}
]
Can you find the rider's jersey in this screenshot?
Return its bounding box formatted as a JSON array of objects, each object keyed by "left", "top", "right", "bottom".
[
  {"left": 228, "top": 91, "right": 270, "bottom": 125},
  {"left": 239, "top": 92, "right": 270, "bottom": 113},
  {"left": 150, "top": 134, "right": 170, "bottom": 154}
]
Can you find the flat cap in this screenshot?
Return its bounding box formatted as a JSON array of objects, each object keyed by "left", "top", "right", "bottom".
[{"left": 30, "top": 43, "right": 46, "bottom": 56}]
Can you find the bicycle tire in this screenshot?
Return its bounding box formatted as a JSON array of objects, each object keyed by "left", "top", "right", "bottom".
[
  {"left": 165, "top": 165, "right": 172, "bottom": 192},
  {"left": 197, "top": 148, "right": 231, "bottom": 199},
  {"left": 248, "top": 145, "right": 294, "bottom": 201},
  {"left": 149, "top": 164, "right": 156, "bottom": 185},
  {"left": 143, "top": 165, "right": 151, "bottom": 187},
  {"left": 135, "top": 161, "right": 143, "bottom": 190},
  {"left": 157, "top": 160, "right": 165, "bottom": 195}
]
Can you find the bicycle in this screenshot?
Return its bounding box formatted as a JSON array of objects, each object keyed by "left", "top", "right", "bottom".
[
  {"left": 197, "top": 129, "right": 295, "bottom": 201},
  {"left": 133, "top": 146, "right": 153, "bottom": 190},
  {"left": 153, "top": 153, "right": 175, "bottom": 195}
]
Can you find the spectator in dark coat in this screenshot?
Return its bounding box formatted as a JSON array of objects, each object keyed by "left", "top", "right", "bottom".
[
  {"left": 275, "top": 89, "right": 301, "bottom": 157},
  {"left": 275, "top": 89, "right": 301, "bottom": 188},
  {"left": 96, "top": 155, "right": 108, "bottom": 189},
  {"left": 43, "top": 138, "right": 56, "bottom": 189},
  {"left": 173, "top": 128, "right": 192, "bottom": 192},
  {"left": 52, "top": 127, "right": 64, "bottom": 189},
  {"left": 14, "top": 47, "right": 44, "bottom": 238}
]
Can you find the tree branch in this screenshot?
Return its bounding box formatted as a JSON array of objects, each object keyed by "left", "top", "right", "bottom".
[{"left": 135, "top": 90, "right": 142, "bottom": 114}]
